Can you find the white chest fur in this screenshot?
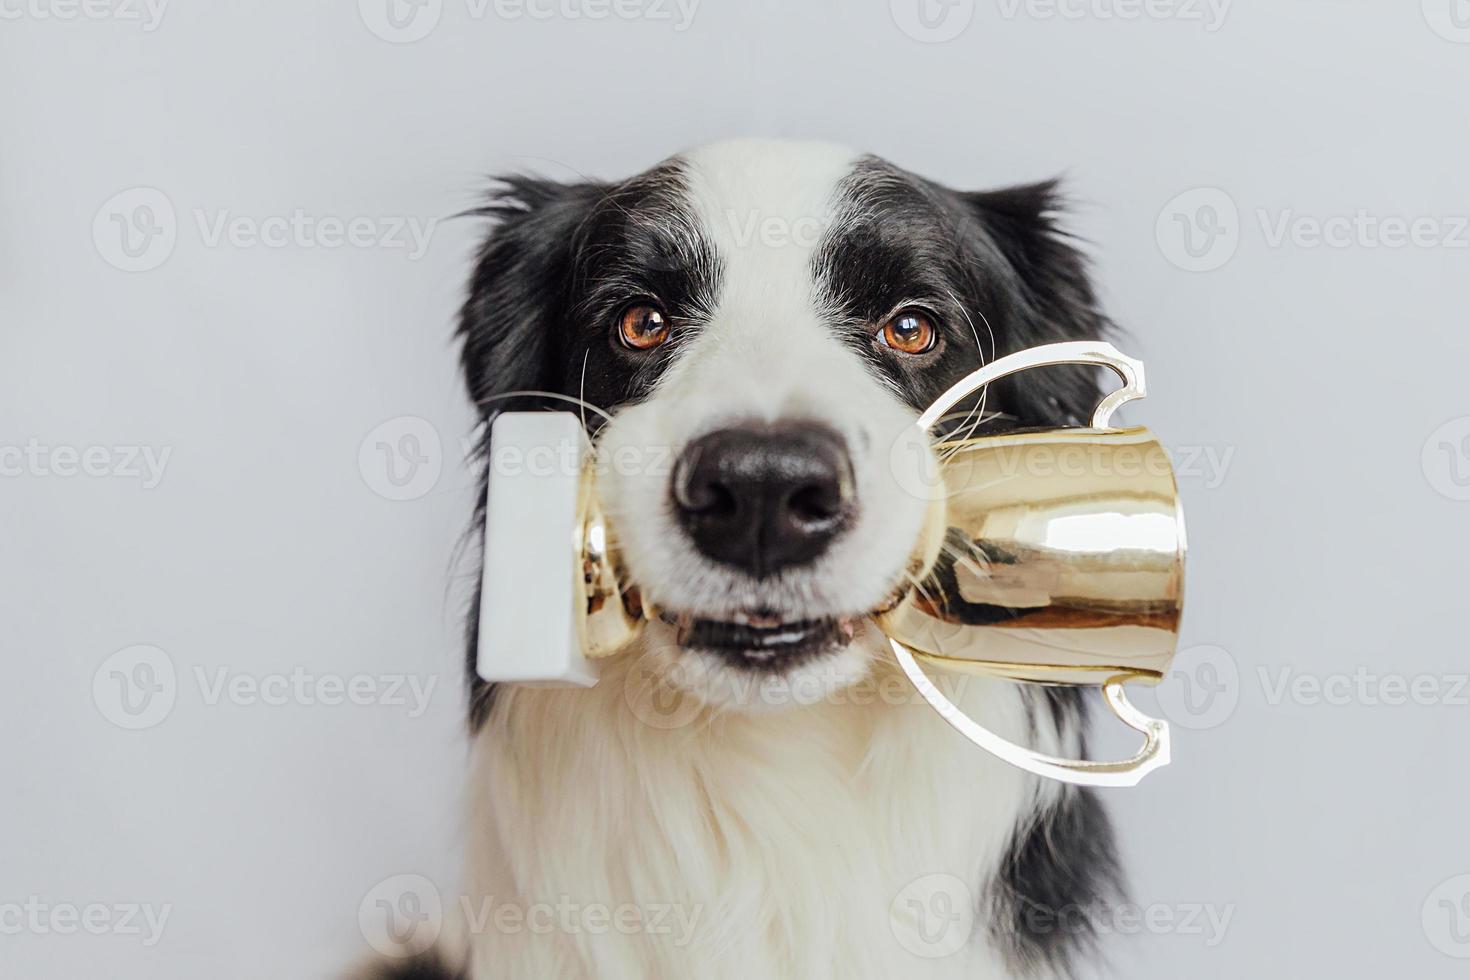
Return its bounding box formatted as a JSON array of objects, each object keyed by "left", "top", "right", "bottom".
[{"left": 457, "top": 635, "right": 1072, "bottom": 980}]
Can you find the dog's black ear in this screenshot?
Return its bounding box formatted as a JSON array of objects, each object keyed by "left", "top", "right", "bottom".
[
  {"left": 459, "top": 176, "right": 609, "bottom": 419},
  {"left": 457, "top": 176, "right": 607, "bottom": 729},
  {"left": 966, "top": 181, "right": 1115, "bottom": 427}
]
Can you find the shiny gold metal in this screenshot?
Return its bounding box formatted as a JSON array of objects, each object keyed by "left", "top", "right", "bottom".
[
  {"left": 876, "top": 425, "right": 1184, "bottom": 686},
  {"left": 574, "top": 467, "right": 644, "bottom": 661}
]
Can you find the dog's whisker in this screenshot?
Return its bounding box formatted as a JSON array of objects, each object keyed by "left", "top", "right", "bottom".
[
  {"left": 477, "top": 388, "right": 615, "bottom": 424},
  {"left": 578, "top": 350, "right": 592, "bottom": 433}
]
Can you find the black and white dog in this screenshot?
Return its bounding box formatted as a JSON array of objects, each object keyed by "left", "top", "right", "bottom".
[{"left": 379, "top": 139, "right": 1122, "bottom": 979}]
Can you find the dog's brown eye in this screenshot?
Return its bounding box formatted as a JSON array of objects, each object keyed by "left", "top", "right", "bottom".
[
  {"left": 617, "top": 304, "right": 670, "bottom": 351},
  {"left": 879, "top": 310, "right": 936, "bottom": 355}
]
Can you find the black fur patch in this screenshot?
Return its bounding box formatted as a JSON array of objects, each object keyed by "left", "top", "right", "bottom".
[
  {"left": 814, "top": 157, "right": 1112, "bottom": 432},
  {"left": 457, "top": 162, "right": 720, "bottom": 728},
  {"left": 359, "top": 955, "right": 466, "bottom": 980},
  {"left": 988, "top": 784, "right": 1123, "bottom": 978}
]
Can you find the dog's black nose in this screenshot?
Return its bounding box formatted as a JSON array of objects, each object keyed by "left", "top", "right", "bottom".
[{"left": 672, "top": 423, "right": 854, "bottom": 578}]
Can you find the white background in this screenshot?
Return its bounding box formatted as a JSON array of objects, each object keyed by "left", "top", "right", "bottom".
[{"left": 3, "top": 1, "right": 1469, "bottom": 977}]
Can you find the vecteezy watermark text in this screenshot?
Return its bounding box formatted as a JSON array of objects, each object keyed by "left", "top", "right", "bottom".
[
  {"left": 1259, "top": 666, "right": 1470, "bottom": 708},
  {"left": 0, "top": 898, "right": 171, "bottom": 946},
  {"left": 357, "top": 0, "right": 699, "bottom": 43},
  {"left": 93, "top": 187, "right": 440, "bottom": 272},
  {"left": 1154, "top": 644, "right": 1470, "bottom": 731},
  {"left": 0, "top": 440, "right": 171, "bottom": 488},
  {"left": 461, "top": 895, "right": 702, "bottom": 944},
  {"left": 0, "top": 0, "right": 167, "bottom": 29},
  {"left": 193, "top": 666, "right": 438, "bottom": 717},
  {"left": 891, "top": 0, "right": 1227, "bottom": 43},
  {"left": 623, "top": 648, "right": 978, "bottom": 730},
  {"left": 1257, "top": 209, "right": 1470, "bottom": 251},
  {"left": 358, "top": 874, "right": 703, "bottom": 959},
  {"left": 888, "top": 872, "right": 1233, "bottom": 959},
  {"left": 92, "top": 645, "right": 440, "bottom": 729},
  {"left": 995, "top": 0, "right": 1230, "bottom": 31},
  {"left": 1014, "top": 898, "right": 1235, "bottom": 947},
  {"left": 193, "top": 209, "right": 436, "bottom": 257},
  {"left": 1158, "top": 187, "right": 1470, "bottom": 271}
]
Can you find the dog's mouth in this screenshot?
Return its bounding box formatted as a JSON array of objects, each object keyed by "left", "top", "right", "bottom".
[{"left": 661, "top": 610, "right": 859, "bottom": 671}]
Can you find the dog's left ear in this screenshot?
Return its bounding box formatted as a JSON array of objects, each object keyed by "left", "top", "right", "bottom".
[
  {"left": 458, "top": 176, "right": 610, "bottom": 421},
  {"left": 965, "top": 180, "right": 1116, "bottom": 426}
]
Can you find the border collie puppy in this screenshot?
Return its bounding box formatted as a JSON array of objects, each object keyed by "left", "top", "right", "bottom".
[{"left": 379, "top": 138, "right": 1121, "bottom": 979}]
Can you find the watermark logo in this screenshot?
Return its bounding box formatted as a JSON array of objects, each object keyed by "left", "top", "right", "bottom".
[
  {"left": 359, "top": 416, "right": 443, "bottom": 501},
  {"left": 1422, "top": 0, "right": 1470, "bottom": 43},
  {"left": 888, "top": 430, "right": 948, "bottom": 505},
  {"left": 623, "top": 650, "right": 707, "bottom": 731},
  {"left": 1157, "top": 187, "right": 1239, "bottom": 272},
  {"left": 93, "top": 187, "right": 176, "bottom": 272},
  {"left": 1423, "top": 417, "right": 1470, "bottom": 501},
  {"left": 891, "top": 0, "right": 975, "bottom": 43},
  {"left": 1423, "top": 874, "right": 1470, "bottom": 958},
  {"left": 93, "top": 645, "right": 177, "bottom": 730},
  {"left": 890, "top": 873, "right": 975, "bottom": 958},
  {"left": 1155, "top": 644, "right": 1238, "bottom": 730},
  {"left": 359, "top": 874, "right": 443, "bottom": 958},
  {"left": 359, "top": 0, "right": 442, "bottom": 42}
]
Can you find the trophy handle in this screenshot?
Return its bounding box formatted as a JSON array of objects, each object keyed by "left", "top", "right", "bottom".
[
  {"left": 916, "top": 340, "right": 1146, "bottom": 431},
  {"left": 889, "top": 638, "right": 1171, "bottom": 787},
  {"left": 899, "top": 340, "right": 1171, "bottom": 788}
]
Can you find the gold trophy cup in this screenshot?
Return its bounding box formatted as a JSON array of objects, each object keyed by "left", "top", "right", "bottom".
[{"left": 875, "top": 342, "right": 1184, "bottom": 786}]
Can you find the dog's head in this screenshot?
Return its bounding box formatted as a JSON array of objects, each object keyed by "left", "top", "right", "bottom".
[{"left": 461, "top": 139, "right": 1110, "bottom": 714}]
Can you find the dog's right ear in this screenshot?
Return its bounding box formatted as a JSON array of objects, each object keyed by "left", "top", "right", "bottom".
[
  {"left": 458, "top": 176, "right": 609, "bottom": 421},
  {"left": 458, "top": 176, "right": 606, "bottom": 729},
  {"left": 963, "top": 180, "right": 1116, "bottom": 428}
]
